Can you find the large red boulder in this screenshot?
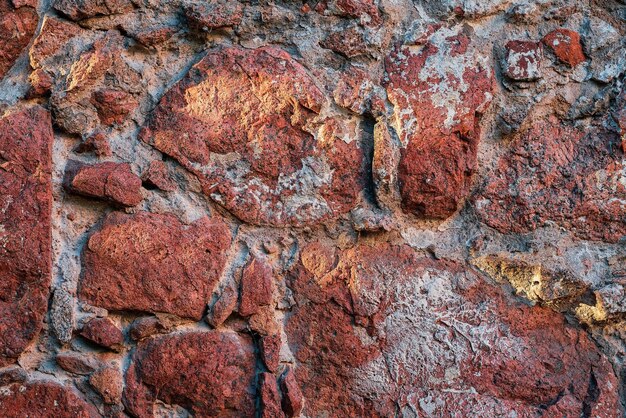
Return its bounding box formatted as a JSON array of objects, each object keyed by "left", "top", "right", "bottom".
[
  {"left": 123, "top": 330, "right": 256, "bottom": 417},
  {"left": 140, "top": 46, "right": 364, "bottom": 226},
  {"left": 0, "top": 107, "right": 53, "bottom": 367},
  {"left": 79, "top": 211, "right": 232, "bottom": 320},
  {"left": 384, "top": 27, "right": 494, "bottom": 218},
  {"left": 285, "top": 243, "right": 622, "bottom": 417}
]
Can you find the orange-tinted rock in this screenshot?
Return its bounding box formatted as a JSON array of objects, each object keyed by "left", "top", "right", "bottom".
[
  {"left": 542, "top": 28, "right": 586, "bottom": 66},
  {"left": 89, "top": 365, "right": 123, "bottom": 404},
  {"left": 0, "top": 0, "right": 38, "bottom": 80},
  {"left": 184, "top": 0, "right": 243, "bottom": 32},
  {"left": 90, "top": 88, "right": 139, "bottom": 125},
  {"left": 333, "top": 65, "right": 377, "bottom": 114},
  {"left": 80, "top": 211, "right": 232, "bottom": 320},
  {"left": 285, "top": 243, "right": 622, "bottom": 416},
  {"left": 53, "top": 0, "right": 133, "bottom": 20},
  {"left": 476, "top": 117, "right": 626, "bottom": 242},
  {"left": 141, "top": 160, "right": 176, "bottom": 192},
  {"left": 239, "top": 257, "right": 274, "bottom": 317},
  {"left": 207, "top": 281, "right": 238, "bottom": 328},
  {"left": 140, "top": 46, "right": 364, "bottom": 226},
  {"left": 80, "top": 317, "right": 124, "bottom": 351},
  {"left": 0, "top": 380, "right": 99, "bottom": 418},
  {"left": 260, "top": 372, "right": 284, "bottom": 418},
  {"left": 385, "top": 27, "right": 493, "bottom": 218},
  {"left": 64, "top": 161, "right": 143, "bottom": 207},
  {"left": 0, "top": 107, "right": 53, "bottom": 367},
  {"left": 123, "top": 330, "right": 256, "bottom": 417},
  {"left": 74, "top": 131, "right": 112, "bottom": 157},
  {"left": 504, "top": 40, "right": 543, "bottom": 81},
  {"left": 29, "top": 16, "right": 84, "bottom": 70}
]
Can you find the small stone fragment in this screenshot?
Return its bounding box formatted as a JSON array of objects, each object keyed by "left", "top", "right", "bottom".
[
  {"left": 80, "top": 317, "right": 124, "bottom": 351},
  {"left": 239, "top": 257, "right": 274, "bottom": 317},
  {"left": 260, "top": 333, "right": 281, "bottom": 373},
  {"left": 89, "top": 365, "right": 123, "bottom": 404},
  {"left": 56, "top": 352, "right": 99, "bottom": 375},
  {"left": 74, "top": 131, "right": 112, "bottom": 157},
  {"left": 280, "top": 367, "right": 304, "bottom": 418},
  {"left": 207, "top": 281, "right": 238, "bottom": 328},
  {"left": 542, "top": 28, "right": 586, "bottom": 66},
  {"left": 141, "top": 160, "right": 176, "bottom": 191},
  {"left": 320, "top": 26, "right": 369, "bottom": 58},
  {"left": 504, "top": 40, "right": 543, "bottom": 81},
  {"left": 53, "top": 0, "right": 134, "bottom": 20},
  {"left": 64, "top": 161, "right": 143, "bottom": 207},
  {"left": 128, "top": 316, "right": 168, "bottom": 341},
  {"left": 90, "top": 88, "right": 138, "bottom": 126},
  {"left": 27, "top": 69, "right": 53, "bottom": 97},
  {"left": 184, "top": 0, "right": 243, "bottom": 32}
]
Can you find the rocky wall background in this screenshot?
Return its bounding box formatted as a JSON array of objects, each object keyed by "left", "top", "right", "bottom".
[{"left": 0, "top": 0, "right": 625, "bottom": 416}]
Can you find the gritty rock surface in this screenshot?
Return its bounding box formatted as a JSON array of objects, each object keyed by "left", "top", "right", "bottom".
[
  {"left": 0, "top": 107, "right": 53, "bottom": 367},
  {"left": 140, "top": 46, "right": 365, "bottom": 226},
  {"left": 0, "top": 0, "right": 624, "bottom": 417},
  {"left": 80, "top": 211, "right": 232, "bottom": 320},
  {"left": 123, "top": 330, "right": 256, "bottom": 417}
]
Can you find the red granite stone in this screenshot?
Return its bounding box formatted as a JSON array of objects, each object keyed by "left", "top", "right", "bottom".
[
  {"left": 141, "top": 160, "right": 176, "bottom": 192},
  {"left": 64, "top": 161, "right": 143, "bottom": 207},
  {"left": 80, "top": 211, "right": 232, "bottom": 320},
  {"left": 80, "top": 317, "right": 124, "bottom": 351},
  {"left": 123, "top": 330, "right": 256, "bottom": 417},
  {"left": 0, "top": 107, "right": 53, "bottom": 367},
  {"left": 504, "top": 40, "right": 543, "bottom": 81},
  {"left": 476, "top": 116, "right": 625, "bottom": 242},
  {"left": 285, "top": 243, "right": 622, "bottom": 416},
  {"left": 239, "top": 257, "right": 274, "bottom": 317},
  {"left": 260, "top": 372, "right": 284, "bottom": 418}
]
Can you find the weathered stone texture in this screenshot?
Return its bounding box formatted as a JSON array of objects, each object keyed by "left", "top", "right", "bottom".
[
  {"left": 0, "top": 1, "right": 624, "bottom": 417},
  {"left": 140, "top": 46, "right": 364, "bottom": 226},
  {"left": 0, "top": 0, "right": 37, "bottom": 80},
  {"left": 80, "top": 211, "right": 232, "bottom": 320},
  {"left": 0, "top": 107, "right": 53, "bottom": 367},
  {"left": 123, "top": 331, "right": 256, "bottom": 417}
]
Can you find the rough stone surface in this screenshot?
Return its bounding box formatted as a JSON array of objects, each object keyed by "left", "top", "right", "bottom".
[
  {"left": 80, "top": 317, "right": 124, "bottom": 351},
  {"left": 384, "top": 26, "right": 494, "bottom": 218},
  {"left": 0, "top": 1, "right": 625, "bottom": 417},
  {"left": 80, "top": 211, "right": 231, "bottom": 320},
  {"left": 123, "top": 330, "right": 256, "bottom": 417},
  {"left": 64, "top": 161, "right": 143, "bottom": 207},
  {"left": 0, "top": 380, "right": 98, "bottom": 417},
  {"left": 140, "top": 46, "right": 364, "bottom": 226},
  {"left": 0, "top": 0, "right": 38, "bottom": 80},
  {"left": 0, "top": 107, "right": 53, "bottom": 367},
  {"left": 286, "top": 243, "right": 622, "bottom": 416}
]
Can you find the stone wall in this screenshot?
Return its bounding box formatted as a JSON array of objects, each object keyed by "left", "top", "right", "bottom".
[{"left": 0, "top": 0, "right": 624, "bottom": 416}]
